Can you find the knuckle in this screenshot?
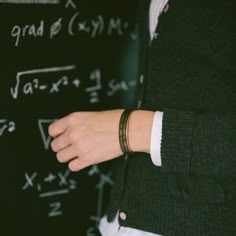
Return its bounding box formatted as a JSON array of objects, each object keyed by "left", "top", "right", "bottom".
[
  {"left": 67, "top": 112, "right": 78, "bottom": 124},
  {"left": 79, "top": 146, "right": 91, "bottom": 160},
  {"left": 77, "top": 138, "right": 90, "bottom": 150},
  {"left": 86, "top": 152, "right": 95, "bottom": 161},
  {"left": 81, "top": 154, "right": 93, "bottom": 167},
  {"left": 68, "top": 130, "right": 77, "bottom": 141}
]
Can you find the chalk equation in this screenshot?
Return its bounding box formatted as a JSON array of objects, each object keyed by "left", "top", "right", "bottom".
[
  {"left": 0, "top": 119, "right": 16, "bottom": 136},
  {"left": 107, "top": 79, "right": 137, "bottom": 97},
  {"left": 22, "top": 168, "right": 77, "bottom": 217},
  {"left": 10, "top": 65, "right": 77, "bottom": 99},
  {"left": 68, "top": 13, "right": 137, "bottom": 40},
  {"left": 0, "top": 0, "right": 60, "bottom": 4},
  {"left": 21, "top": 164, "right": 113, "bottom": 235},
  {"left": 0, "top": 0, "right": 78, "bottom": 8},
  {"left": 10, "top": 13, "right": 136, "bottom": 47},
  {"left": 10, "top": 65, "right": 136, "bottom": 102}
]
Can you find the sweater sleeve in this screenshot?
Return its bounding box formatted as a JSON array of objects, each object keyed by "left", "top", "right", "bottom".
[{"left": 161, "top": 109, "right": 236, "bottom": 177}]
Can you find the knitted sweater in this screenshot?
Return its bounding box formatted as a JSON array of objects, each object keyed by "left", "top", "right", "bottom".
[{"left": 106, "top": 0, "right": 236, "bottom": 235}]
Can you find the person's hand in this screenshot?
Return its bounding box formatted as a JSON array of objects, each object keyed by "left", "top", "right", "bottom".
[
  {"left": 48, "top": 110, "right": 124, "bottom": 171},
  {"left": 48, "top": 109, "right": 154, "bottom": 171}
]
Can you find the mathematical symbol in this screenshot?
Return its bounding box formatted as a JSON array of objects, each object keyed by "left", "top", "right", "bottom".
[
  {"left": 69, "top": 179, "right": 77, "bottom": 189},
  {"left": 86, "top": 69, "right": 102, "bottom": 92},
  {"left": 8, "top": 121, "right": 16, "bottom": 132},
  {"left": 37, "top": 184, "right": 42, "bottom": 192},
  {"left": 89, "top": 91, "right": 99, "bottom": 103},
  {"left": 96, "top": 173, "right": 113, "bottom": 189},
  {"left": 48, "top": 202, "right": 63, "bottom": 217},
  {"left": 78, "top": 22, "right": 90, "bottom": 33},
  {"left": 88, "top": 165, "right": 100, "bottom": 176},
  {"left": 65, "top": 0, "right": 77, "bottom": 9},
  {"left": 58, "top": 169, "right": 70, "bottom": 187},
  {"left": 86, "top": 69, "right": 102, "bottom": 103},
  {"left": 61, "top": 76, "right": 69, "bottom": 86},
  {"left": 38, "top": 119, "right": 56, "bottom": 150},
  {"left": 39, "top": 85, "right": 48, "bottom": 90},
  {"left": 0, "top": 120, "right": 8, "bottom": 136},
  {"left": 50, "top": 76, "right": 69, "bottom": 93},
  {"left": 50, "top": 17, "right": 63, "bottom": 39},
  {"left": 0, "top": 119, "right": 7, "bottom": 124},
  {"left": 44, "top": 173, "right": 57, "bottom": 183},
  {"left": 72, "top": 78, "right": 80, "bottom": 88},
  {"left": 22, "top": 172, "right": 38, "bottom": 190},
  {"left": 40, "top": 189, "right": 70, "bottom": 198},
  {"left": 50, "top": 81, "right": 61, "bottom": 93}
]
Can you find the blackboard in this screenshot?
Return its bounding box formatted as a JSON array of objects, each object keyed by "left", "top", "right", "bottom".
[{"left": 0, "top": 1, "right": 140, "bottom": 235}]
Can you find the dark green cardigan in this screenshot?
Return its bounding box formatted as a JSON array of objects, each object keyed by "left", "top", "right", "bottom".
[{"left": 106, "top": 0, "right": 236, "bottom": 235}]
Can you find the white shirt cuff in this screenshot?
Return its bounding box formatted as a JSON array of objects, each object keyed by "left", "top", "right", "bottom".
[{"left": 150, "top": 111, "right": 163, "bottom": 166}]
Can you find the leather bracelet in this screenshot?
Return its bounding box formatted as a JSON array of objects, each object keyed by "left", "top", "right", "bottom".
[{"left": 119, "top": 110, "right": 133, "bottom": 154}]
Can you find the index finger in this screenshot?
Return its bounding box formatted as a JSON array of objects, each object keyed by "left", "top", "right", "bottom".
[{"left": 48, "top": 116, "right": 67, "bottom": 138}]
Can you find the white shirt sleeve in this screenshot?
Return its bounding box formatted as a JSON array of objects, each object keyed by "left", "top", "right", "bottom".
[
  {"left": 149, "top": 1, "right": 167, "bottom": 166},
  {"left": 149, "top": 0, "right": 169, "bottom": 40},
  {"left": 150, "top": 111, "right": 163, "bottom": 166}
]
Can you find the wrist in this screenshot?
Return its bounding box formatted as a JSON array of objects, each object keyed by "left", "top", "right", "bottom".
[{"left": 128, "top": 110, "right": 155, "bottom": 153}]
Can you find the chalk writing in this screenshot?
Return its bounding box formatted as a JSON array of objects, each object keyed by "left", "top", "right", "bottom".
[
  {"left": 22, "top": 169, "right": 75, "bottom": 192},
  {"left": 68, "top": 13, "right": 135, "bottom": 39},
  {"left": 86, "top": 69, "right": 102, "bottom": 104},
  {"left": 65, "top": 0, "right": 77, "bottom": 9},
  {"left": 38, "top": 119, "right": 56, "bottom": 150},
  {"left": 22, "top": 169, "right": 77, "bottom": 217},
  {"left": 107, "top": 79, "right": 137, "bottom": 96},
  {"left": 0, "top": 119, "right": 16, "bottom": 136},
  {"left": 11, "top": 20, "right": 44, "bottom": 47},
  {"left": 10, "top": 13, "right": 137, "bottom": 47},
  {"left": 10, "top": 65, "right": 77, "bottom": 99},
  {"left": 0, "top": 0, "right": 59, "bottom": 4},
  {"left": 22, "top": 165, "right": 112, "bottom": 222},
  {"left": 50, "top": 17, "right": 63, "bottom": 39},
  {"left": 10, "top": 66, "right": 135, "bottom": 102},
  {"left": 48, "top": 202, "right": 62, "bottom": 217}
]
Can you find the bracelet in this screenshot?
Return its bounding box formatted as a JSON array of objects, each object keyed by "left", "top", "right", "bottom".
[{"left": 119, "top": 110, "right": 133, "bottom": 154}]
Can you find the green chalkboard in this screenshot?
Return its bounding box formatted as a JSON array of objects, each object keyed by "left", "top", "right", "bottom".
[{"left": 0, "top": 0, "right": 140, "bottom": 235}]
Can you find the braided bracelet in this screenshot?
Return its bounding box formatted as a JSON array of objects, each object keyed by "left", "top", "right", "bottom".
[{"left": 119, "top": 110, "right": 134, "bottom": 154}]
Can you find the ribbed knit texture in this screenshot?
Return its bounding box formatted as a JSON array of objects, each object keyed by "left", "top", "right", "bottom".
[{"left": 106, "top": 0, "right": 236, "bottom": 235}]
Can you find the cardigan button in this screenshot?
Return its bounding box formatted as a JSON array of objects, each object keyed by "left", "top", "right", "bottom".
[{"left": 119, "top": 211, "right": 127, "bottom": 221}]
